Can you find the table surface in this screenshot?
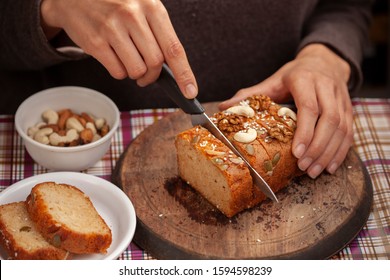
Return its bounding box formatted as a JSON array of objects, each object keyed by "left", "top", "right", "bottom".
[{"left": 0, "top": 97, "right": 389, "bottom": 260}]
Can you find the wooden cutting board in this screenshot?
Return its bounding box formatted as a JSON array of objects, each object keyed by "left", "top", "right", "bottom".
[{"left": 112, "top": 103, "right": 373, "bottom": 259}]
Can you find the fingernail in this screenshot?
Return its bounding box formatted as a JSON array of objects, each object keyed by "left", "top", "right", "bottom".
[
  {"left": 298, "top": 157, "right": 312, "bottom": 171},
  {"left": 327, "top": 162, "right": 338, "bottom": 174},
  {"left": 309, "top": 164, "right": 323, "bottom": 179},
  {"left": 294, "top": 144, "right": 306, "bottom": 159},
  {"left": 185, "top": 84, "right": 197, "bottom": 99}
]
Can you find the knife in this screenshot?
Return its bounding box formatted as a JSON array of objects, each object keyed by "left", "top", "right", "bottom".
[{"left": 157, "top": 63, "right": 278, "bottom": 203}]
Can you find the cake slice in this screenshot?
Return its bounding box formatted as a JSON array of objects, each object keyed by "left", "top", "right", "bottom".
[
  {"left": 0, "top": 202, "right": 69, "bottom": 260},
  {"left": 26, "top": 182, "right": 112, "bottom": 254},
  {"left": 175, "top": 126, "right": 263, "bottom": 217}
]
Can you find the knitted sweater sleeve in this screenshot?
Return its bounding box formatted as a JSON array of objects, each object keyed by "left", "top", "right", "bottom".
[
  {"left": 298, "top": 0, "right": 373, "bottom": 93},
  {"left": 0, "top": 0, "right": 85, "bottom": 71}
]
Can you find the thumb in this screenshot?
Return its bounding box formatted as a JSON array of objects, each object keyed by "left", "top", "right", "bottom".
[
  {"left": 218, "top": 85, "right": 260, "bottom": 110},
  {"left": 218, "top": 74, "right": 286, "bottom": 110}
]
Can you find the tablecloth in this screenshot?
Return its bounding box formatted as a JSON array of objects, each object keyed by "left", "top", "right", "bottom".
[{"left": 0, "top": 98, "right": 389, "bottom": 260}]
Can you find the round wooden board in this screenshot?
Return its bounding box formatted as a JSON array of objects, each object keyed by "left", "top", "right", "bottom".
[{"left": 112, "top": 103, "right": 373, "bottom": 259}]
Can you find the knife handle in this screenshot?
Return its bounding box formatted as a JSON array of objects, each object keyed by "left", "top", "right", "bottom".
[{"left": 157, "top": 64, "right": 204, "bottom": 115}]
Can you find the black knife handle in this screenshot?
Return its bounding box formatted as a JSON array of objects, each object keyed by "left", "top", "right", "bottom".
[{"left": 157, "top": 63, "right": 204, "bottom": 115}]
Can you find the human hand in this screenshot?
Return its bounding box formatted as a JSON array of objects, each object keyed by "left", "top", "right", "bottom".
[
  {"left": 219, "top": 44, "right": 353, "bottom": 179},
  {"left": 40, "top": 0, "right": 198, "bottom": 98}
]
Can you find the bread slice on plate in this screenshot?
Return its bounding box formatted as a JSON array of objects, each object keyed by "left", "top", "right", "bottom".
[
  {"left": 0, "top": 201, "right": 69, "bottom": 260},
  {"left": 26, "top": 182, "right": 112, "bottom": 254}
]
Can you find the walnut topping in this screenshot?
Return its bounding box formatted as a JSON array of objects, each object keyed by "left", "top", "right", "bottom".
[
  {"left": 267, "top": 121, "right": 294, "bottom": 143},
  {"left": 248, "top": 95, "right": 273, "bottom": 111},
  {"left": 214, "top": 112, "right": 245, "bottom": 133},
  {"left": 214, "top": 95, "right": 296, "bottom": 142}
]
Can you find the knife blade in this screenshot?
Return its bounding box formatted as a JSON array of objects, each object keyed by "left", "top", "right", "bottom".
[{"left": 157, "top": 64, "right": 278, "bottom": 203}]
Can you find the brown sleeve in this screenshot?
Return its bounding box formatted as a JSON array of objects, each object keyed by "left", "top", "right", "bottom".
[
  {"left": 297, "top": 0, "right": 373, "bottom": 94},
  {"left": 0, "top": 0, "right": 86, "bottom": 71}
]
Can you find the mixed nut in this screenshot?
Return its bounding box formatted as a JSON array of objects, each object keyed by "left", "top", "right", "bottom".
[
  {"left": 214, "top": 95, "right": 297, "bottom": 144},
  {"left": 211, "top": 95, "right": 298, "bottom": 175},
  {"left": 27, "top": 109, "right": 110, "bottom": 147}
]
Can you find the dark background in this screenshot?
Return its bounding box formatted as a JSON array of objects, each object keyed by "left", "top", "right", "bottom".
[{"left": 359, "top": 0, "right": 389, "bottom": 97}]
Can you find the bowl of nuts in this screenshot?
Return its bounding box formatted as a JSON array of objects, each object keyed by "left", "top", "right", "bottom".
[{"left": 15, "top": 86, "right": 120, "bottom": 171}]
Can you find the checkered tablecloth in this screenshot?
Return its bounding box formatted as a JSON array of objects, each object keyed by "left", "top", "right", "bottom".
[{"left": 0, "top": 99, "right": 389, "bottom": 260}]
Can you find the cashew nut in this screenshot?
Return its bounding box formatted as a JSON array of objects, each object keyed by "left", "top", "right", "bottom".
[
  {"left": 49, "top": 129, "right": 79, "bottom": 146},
  {"left": 85, "top": 122, "right": 101, "bottom": 142},
  {"left": 233, "top": 127, "right": 257, "bottom": 143},
  {"left": 85, "top": 122, "right": 97, "bottom": 135},
  {"left": 42, "top": 109, "right": 59, "bottom": 125},
  {"left": 33, "top": 127, "right": 53, "bottom": 145},
  {"left": 92, "top": 134, "right": 102, "bottom": 142},
  {"left": 226, "top": 105, "right": 255, "bottom": 118},
  {"left": 66, "top": 117, "right": 84, "bottom": 132},
  {"left": 277, "top": 107, "right": 297, "bottom": 121},
  {"left": 27, "top": 122, "right": 46, "bottom": 137},
  {"left": 94, "top": 118, "right": 106, "bottom": 130}
]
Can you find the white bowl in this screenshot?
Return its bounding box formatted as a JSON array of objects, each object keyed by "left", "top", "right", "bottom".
[
  {"left": 15, "top": 86, "right": 120, "bottom": 171},
  {"left": 0, "top": 172, "right": 136, "bottom": 260}
]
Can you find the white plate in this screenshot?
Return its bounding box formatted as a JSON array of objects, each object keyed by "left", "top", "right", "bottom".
[{"left": 0, "top": 172, "right": 136, "bottom": 260}]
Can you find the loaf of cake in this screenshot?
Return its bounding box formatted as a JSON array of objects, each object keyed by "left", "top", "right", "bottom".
[
  {"left": 26, "top": 182, "right": 112, "bottom": 254},
  {"left": 0, "top": 202, "right": 70, "bottom": 260},
  {"left": 175, "top": 95, "right": 303, "bottom": 217}
]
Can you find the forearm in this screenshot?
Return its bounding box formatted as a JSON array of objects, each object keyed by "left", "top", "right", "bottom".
[
  {"left": 0, "top": 0, "right": 84, "bottom": 71},
  {"left": 298, "top": 0, "right": 373, "bottom": 93}
]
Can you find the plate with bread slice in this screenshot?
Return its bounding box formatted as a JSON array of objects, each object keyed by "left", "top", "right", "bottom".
[{"left": 0, "top": 172, "right": 136, "bottom": 260}]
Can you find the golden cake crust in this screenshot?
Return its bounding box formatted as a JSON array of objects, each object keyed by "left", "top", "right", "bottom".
[
  {"left": 0, "top": 202, "right": 69, "bottom": 260},
  {"left": 26, "top": 182, "right": 112, "bottom": 254}
]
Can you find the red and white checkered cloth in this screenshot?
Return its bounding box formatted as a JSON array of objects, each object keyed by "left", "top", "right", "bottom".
[{"left": 1, "top": 99, "right": 389, "bottom": 260}]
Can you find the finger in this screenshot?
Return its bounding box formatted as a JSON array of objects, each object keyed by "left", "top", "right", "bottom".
[
  {"left": 148, "top": 7, "right": 197, "bottom": 98},
  {"left": 219, "top": 72, "right": 287, "bottom": 110},
  {"left": 305, "top": 120, "right": 346, "bottom": 178},
  {"left": 123, "top": 13, "right": 164, "bottom": 86},
  {"left": 326, "top": 96, "right": 354, "bottom": 174},
  {"left": 105, "top": 20, "right": 148, "bottom": 80},
  {"left": 218, "top": 85, "right": 262, "bottom": 110},
  {"left": 297, "top": 80, "right": 341, "bottom": 172},
  {"left": 288, "top": 78, "right": 319, "bottom": 160},
  {"left": 88, "top": 38, "right": 128, "bottom": 80},
  {"left": 307, "top": 88, "right": 353, "bottom": 178},
  {"left": 307, "top": 104, "right": 353, "bottom": 179},
  {"left": 326, "top": 131, "right": 353, "bottom": 174}
]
